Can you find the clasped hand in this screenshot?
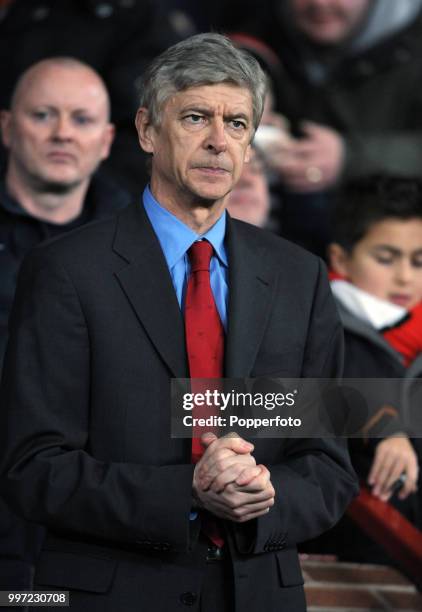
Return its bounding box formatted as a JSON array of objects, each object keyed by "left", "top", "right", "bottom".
[{"left": 192, "top": 433, "right": 275, "bottom": 522}]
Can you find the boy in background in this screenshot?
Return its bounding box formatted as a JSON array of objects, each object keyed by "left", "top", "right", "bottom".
[{"left": 326, "top": 175, "right": 422, "bottom": 562}]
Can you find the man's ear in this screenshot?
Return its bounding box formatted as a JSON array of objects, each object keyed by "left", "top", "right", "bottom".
[
  {"left": 328, "top": 242, "right": 350, "bottom": 277},
  {"left": 135, "top": 107, "right": 156, "bottom": 154},
  {"left": 0, "top": 110, "right": 12, "bottom": 148}
]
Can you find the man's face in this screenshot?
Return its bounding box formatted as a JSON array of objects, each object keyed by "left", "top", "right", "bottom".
[
  {"left": 136, "top": 83, "right": 253, "bottom": 210},
  {"left": 291, "top": 0, "right": 370, "bottom": 45},
  {"left": 1, "top": 64, "right": 114, "bottom": 191},
  {"left": 227, "top": 149, "right": 270, "bottom": 227},
  {"left": 331, "top": 219, "right": 422, "bottom": 310}
]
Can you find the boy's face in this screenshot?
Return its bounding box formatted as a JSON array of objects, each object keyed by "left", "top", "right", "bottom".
[{"left": 330, "top": 218, "right": 422, "bottom": 310}]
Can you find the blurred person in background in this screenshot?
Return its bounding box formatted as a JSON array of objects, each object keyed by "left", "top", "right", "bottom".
[
  {"left": 225, "top": 0, "right": 422, "bottom": 256},
  {"left": 0, "top": 0, "right": 186, "bottom": 195},
  {"left": 307, "top": 175, "right": 422, "bottom": 565},
  {"left": 226, "top": 147, "right": 271, "bottom": 228},
  {"left": 0, "top": 56, "right": 129, "bottom": 589}
]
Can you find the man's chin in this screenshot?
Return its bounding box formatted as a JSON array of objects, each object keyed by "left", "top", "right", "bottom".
[
  {"left": 189, "top": 185, "right": 232, "bottom": 208},
  {"left": 34, "top": 176, "right": 83, "bottom": 195}
]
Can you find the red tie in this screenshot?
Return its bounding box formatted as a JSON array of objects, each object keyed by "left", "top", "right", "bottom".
[
  {"left": 185, "top": 240, "right": 224, "bottom": 461},
  {"left": 185, "top": 240, "right": 225, "bottom": 547}
]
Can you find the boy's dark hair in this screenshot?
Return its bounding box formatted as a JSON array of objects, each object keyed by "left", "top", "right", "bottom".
[{"left": 333, "top": 175, "right": 422, "bottom": 251}]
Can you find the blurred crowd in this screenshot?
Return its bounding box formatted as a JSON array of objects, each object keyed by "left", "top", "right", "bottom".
[{"left": 1, "top": 0, "right": 422, "bottom": 590}]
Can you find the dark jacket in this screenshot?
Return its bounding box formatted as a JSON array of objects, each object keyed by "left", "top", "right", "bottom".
[
  {"left": 0, "top": 171, "right": 129, "bottom": 589},
  {"left": 339, "top": 301, "right": 422, "bottom": 456},
  {"left": 0, "top": 203, "right": 358, "bottom": 611},
  {"left": 0, "top": 172, "right": 130, "bottom": 369}
]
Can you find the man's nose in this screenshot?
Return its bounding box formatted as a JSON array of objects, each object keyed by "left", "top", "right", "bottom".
[
  {"left": 204, "top": 119, "right": 227, "bottom": 154},
  {"left": 51, "top": 115, "right": 73, "bottom": 140}
]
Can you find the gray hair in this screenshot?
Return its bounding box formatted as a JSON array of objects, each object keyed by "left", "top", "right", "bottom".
[{"left": 138, "top": 33, "right": 267, "bottom": 132}]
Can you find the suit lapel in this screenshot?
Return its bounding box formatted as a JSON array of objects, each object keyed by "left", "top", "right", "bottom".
[
  {"left": 225, "top": 219, "right": 278, "bottom": 377},
  {"left": 112, "top": 207, "right": 277, "bottom": 379},
  {"left": 113, "top": 204, "right": 188, "bottom": 378}
]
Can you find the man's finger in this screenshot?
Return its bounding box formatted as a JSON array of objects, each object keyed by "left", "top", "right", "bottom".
[
  {"left": 201, "top": 431, "right": 254, "bottom": 454},
  {"left": 209, "top": 465, "right": 262, "bottom": 493},
  {"left": 199, "top": 455, "right": 257, "bottom": 491},
  {"left": 222, "top": 483, "right": 275, "bottom": 506},
  {"left": 229, "top": 497, "right": 275, "bottom": 519},
  {"left": 200, "top": 432, "right": 218, "bottom": 448},
  {"left": 235, "top": 464, "right": 270, "bottom": 489},
  {"left": 235, "top": 464, "right": 266, "bottom": 488}
]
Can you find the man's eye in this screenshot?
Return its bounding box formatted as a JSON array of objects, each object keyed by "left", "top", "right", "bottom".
[
  {"left": 412, "top": 257, "right": 422, "bottom": 268},
  {"left": 31, "top": 110, "right": 50, "bottom": 121},
  {"left": 73, "top": 115, "right": 94, "bottom": 125},
  {"left": 184, "top": 114, "right": 204, "bottom": 124},
  {"left": 229, "top": 119, "right": 246, "bottom": 130}
]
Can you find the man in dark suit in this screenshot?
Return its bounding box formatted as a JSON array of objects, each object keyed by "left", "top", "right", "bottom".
[{"left": 0, "top": 33, "right": 358, "bottom": 611}]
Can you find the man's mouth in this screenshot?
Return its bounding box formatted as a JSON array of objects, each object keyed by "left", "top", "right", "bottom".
[
  {"left": 46, "top": 151, "right": 76, "bottom": 163},
  {"left": 193, "top": 164, "right": 231, "bottom": 175}
]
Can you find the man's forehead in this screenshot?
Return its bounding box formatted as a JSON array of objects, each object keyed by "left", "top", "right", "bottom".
[
  {"left": 13, "top": 65, "right": 108, "bottom": 111},
  {"left": 166, "top": 84, "right": 253, "bottom": 115}
]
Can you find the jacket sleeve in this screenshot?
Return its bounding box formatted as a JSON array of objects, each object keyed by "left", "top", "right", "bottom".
[
  {"left": 232, "top": 258, "right": 359, "bottom": 553},
  {"left": 0, "top": 249, "right": 196, "bottom": 553}
]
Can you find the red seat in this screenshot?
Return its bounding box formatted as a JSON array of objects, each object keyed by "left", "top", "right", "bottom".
[{"left": 347, "top": 486, "right": 422, "bottom": 586}]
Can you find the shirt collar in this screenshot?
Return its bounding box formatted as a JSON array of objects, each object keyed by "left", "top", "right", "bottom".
[{"left": 142, "top": 185, "right": 228, "bottom": 269}]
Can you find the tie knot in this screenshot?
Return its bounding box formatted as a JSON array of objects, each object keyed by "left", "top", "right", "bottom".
[{"left": 188, "top": 240, "right": 213, "bottom": 272}]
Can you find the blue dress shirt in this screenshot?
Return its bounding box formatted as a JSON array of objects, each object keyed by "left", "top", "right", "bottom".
[{"left": 143, "top": 186, "right": 229, "bottom": 329}]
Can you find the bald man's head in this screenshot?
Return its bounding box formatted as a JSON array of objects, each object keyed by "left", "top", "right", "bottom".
[
  {"left": 10, "top": 57, "right": 111, "bottom": 119},
  {"left": 1, "top": 57, "right": 114, "bottom": 197}
]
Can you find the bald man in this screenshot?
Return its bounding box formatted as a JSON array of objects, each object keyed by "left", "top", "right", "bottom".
[{"left": 0, "top": 57, "right": 129, "bottom": 589}]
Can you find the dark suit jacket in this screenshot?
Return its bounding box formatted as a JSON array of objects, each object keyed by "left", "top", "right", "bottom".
[{"left": 0, "top": 203, "right": 358, "bottom": 611}]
